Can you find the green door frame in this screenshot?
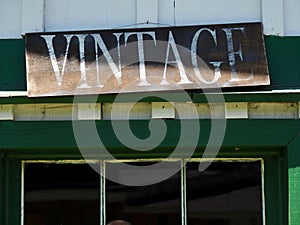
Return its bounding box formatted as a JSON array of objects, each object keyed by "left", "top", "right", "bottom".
[{"left": 0, "top": 119, "right": 299, "bottom": 225}]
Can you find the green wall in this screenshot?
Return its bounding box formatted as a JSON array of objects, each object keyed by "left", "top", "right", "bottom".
[
  {"left": 0, "top": 39, "right": 26, "bottom": 90},
  {"left": 288, "top": 134, "right": 300, "bottom": 225}
]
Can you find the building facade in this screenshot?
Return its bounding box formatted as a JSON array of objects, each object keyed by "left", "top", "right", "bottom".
[{"left": 0, "top": 0, "right": 300, "bottom": 225}]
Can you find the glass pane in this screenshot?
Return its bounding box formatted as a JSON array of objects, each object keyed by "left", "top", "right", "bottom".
[
  {"left": 106, "top": 161, "right": 181, "bottom": 225},
  {"left": 186, "top": 161, "right": 263, "bottom": 225},
  {"left": 24, "top": 163, "right": 100, "bottom": 225}
]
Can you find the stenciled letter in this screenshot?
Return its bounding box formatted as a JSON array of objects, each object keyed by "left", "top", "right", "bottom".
[
  {"left": 41, "top": 34, "right": 73, "bottom": 87},
  {"left": 73, "top": 34, "right": 91, "bottom": 88},
  {"left": 92, "top": 33, "right": 122, "bottom": 85},
  {"left": 161, "top": 31, "right": 192, "bottom": 85},
  {"left": 191, "top": 28, "right": 220, "bottom": 84},
  {"left": 222, "top": 27, "right": 252, "bottom": 81},
  {"left": 124, "top": 31, "right": 156, "bottom": 86}
]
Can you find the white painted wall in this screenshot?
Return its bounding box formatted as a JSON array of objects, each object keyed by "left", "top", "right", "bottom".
[
  {"left": 284, "top": 0, "right": 300, "bottom": 36},
  {"left": 21, "top": 0, "right": 44, "bottom": 34},
  {"left": 175, "top": 0, "right": 261, "bottom": 26},
  {"left": 158, "top": 0, "right": 174, "bottom": 25},
  {"left": 0, "top": 0, "right": 300, "bottom": 38},
  {"left": 0, "top": 0, "right": 22, "bottom": 38},
  {"left": 45, "top": 0, "right": 136, "bottom": 31}
]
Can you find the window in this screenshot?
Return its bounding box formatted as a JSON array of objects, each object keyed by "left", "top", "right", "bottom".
[
  {"left": 23, "top": 162, "right": 100, "bottom": 225},
  {"left": 23, "top": 159, "right": 264, "bottom": 225}
]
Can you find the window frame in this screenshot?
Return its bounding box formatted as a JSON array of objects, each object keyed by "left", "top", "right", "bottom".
[
  {"left": 20, "top": 157, "right": 265, "bottom": 225},
  {"left": 0, "top": 119, "right": 292, "bottom": 225}
]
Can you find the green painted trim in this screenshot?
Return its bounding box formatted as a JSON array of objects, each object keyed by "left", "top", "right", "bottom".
[
  {"left": 288, "top": 133, "right": 300, "bottom": 225},
  {"left": 1, "top": 148, "right": 286, "bottom": 225},
  {"left": 0, "top": 154, "right": 4, "bottom": 225},
  {"left": 289, "top": 166, "right": 300, "bottom": 225},
  {"left": 0, "top": 39, "right": 26, "bottom": 91},
  {"left": 0, "top": 119, "right": 295, "bottom": 225},
  {"left": 264, "top": 151, "right": 288, "bottom": 225},
  {"left": 192, "top": 92, "right": 300, "bottom": 103},
  {"left": 1, "top": 91, "right": 300, "bottom": 104},
  {"left": 6, "top": 159, "right": 21, "bottom": 225},
  {"left": 0, "top": 157, "right": 22, "bottom": 225},
  {"left": 265, "top": 36, "right": 300, "bottom": 89},
  {"left": 0, "top": 120, "right": 299, "bottom": 151}
]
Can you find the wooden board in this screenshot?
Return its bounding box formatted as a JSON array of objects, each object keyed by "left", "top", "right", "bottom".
[{"left": 25, "top": 23, "right": 269, "bottom": 97}]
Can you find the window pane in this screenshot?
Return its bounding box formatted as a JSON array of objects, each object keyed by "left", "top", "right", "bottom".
[
  {"left": 106, "top": 161, "right": 181, "bottom": 225},
  {"left": 24, "top": 163, "right": 100, "bottom": 225},
  {"left": 186, "top": 161, "right": 263, "bottom": 225}
]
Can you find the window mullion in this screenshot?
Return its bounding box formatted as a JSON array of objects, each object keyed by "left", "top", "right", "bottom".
[
  {"left": 181, "top": 160, "right": 187, "bottom": 225},
  {"left": 100, "top": 161, "right": 106, "bottom": 225}
]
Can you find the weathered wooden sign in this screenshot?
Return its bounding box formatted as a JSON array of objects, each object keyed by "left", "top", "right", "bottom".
[{"left": 25, "top": 23, "right": 269, "bottom": 97}]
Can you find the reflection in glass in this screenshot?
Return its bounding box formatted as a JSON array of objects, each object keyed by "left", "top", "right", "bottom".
[
  {"left": 105, "top": 161, "right": 181, "bottom": 225},
  {"left": 186, "top": 161, "right": 263, "bottom": 225},
  {"left": 23, "top": 160, "right": 263, "bottom": 225},
  {"left": 24, "top": 163, "right": 100, "bottom": 225}
]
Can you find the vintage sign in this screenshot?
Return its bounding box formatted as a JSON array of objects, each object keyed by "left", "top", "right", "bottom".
[{"left": 25, "top": 23, "right": 269, "bottom": 97}]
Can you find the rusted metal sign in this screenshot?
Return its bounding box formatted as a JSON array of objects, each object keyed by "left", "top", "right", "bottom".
[{"left": 25, "top": 23, "right": 269, "bottom": 97}]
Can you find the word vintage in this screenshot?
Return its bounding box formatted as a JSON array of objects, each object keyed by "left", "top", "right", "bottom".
[{"left": 25, "top": 23, "right": 269, "bottom": 97}]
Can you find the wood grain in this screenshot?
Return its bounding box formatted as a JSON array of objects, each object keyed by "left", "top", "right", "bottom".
[{"left": 25, "top": 23, "right": 269, "bottom": 97}]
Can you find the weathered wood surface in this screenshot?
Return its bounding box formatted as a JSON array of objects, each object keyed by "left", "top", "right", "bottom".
[{"left": 25, "top": 23, "right": 269, "bottom": 97}]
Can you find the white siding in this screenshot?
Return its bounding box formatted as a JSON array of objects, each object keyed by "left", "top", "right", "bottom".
[
  {"left": 137, "top": 0, "right": 158, "bottom": 24},
  {"left": 0, "top": 0, "right": 22, "bottom": 38},
  {"left": 158, "top": 0, "right": 175, "bottom": 26},
  {"left": 262, "top": 0, "right": 284, "bottom": 36},
  {"left": 1, "top": 0, "right": 300, "bottom": 38},
  {"left": 175, "top": 0, "right": 261, "bottom": 26},
  {"left": 21, "top": 0, "right": 44, "bottom": 34},
  {"left": 44, "top": 0, "right": 136, "bottom": 31},
  {"left": 284, "top": 0, "right": 300, "bottom": 36}
]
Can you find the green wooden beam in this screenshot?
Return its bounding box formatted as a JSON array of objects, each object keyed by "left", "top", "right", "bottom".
[
  {"left": 0, "top": 120, "right": 298, "bottom": 151},
  {"left": 192, "top": 92, "right": 300, "bottom": 103}
]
